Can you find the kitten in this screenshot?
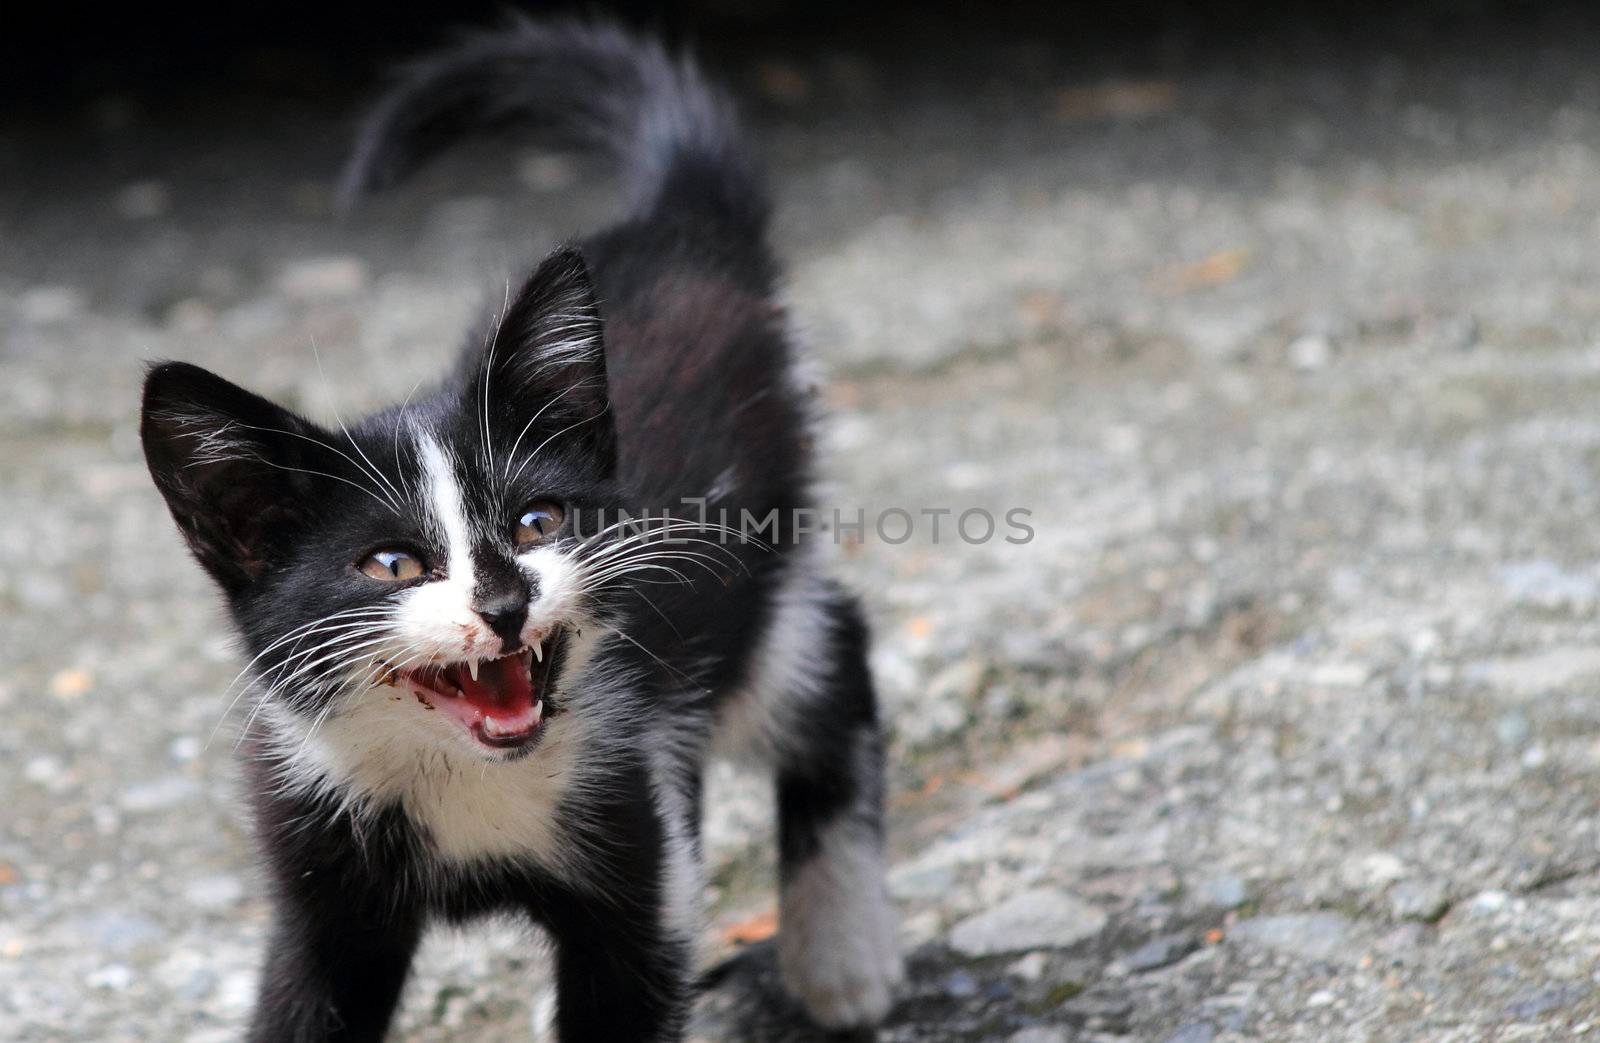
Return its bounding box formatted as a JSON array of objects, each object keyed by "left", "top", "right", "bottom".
[{"left": 139, "top": 18, "right": 902, "bottom": 1043}]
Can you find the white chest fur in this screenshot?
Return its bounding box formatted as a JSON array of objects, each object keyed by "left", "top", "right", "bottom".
[{"left": 261, "top": 691, "right": 582, "bottom": 868}]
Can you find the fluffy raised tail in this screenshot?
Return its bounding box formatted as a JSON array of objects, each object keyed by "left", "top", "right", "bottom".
[{"left": 339, "top": 18, "right": 767, "bottom": 237}]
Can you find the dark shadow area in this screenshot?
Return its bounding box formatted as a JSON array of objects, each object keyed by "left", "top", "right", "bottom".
[
  {"left": 4, "top": 0, "right": 1597, "bottom": 110},
  {"left": 7, "top": 0, "right": 1600, "bottom": 328}
]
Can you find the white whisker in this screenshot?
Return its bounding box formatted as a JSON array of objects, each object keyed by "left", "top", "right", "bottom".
[{"left": 311, "top": 337, "right": 408, "bottom": 510}]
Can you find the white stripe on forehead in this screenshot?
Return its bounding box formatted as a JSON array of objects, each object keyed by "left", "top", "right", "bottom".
[{"left": 417, "top": 433, "right": 475, "bottom": 584}]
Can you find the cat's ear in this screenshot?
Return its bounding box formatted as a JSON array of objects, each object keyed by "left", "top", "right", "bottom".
[
  {"left": 141, "top": 362, "right": 334, "bottom": 595},
  {"left": 480, "top": 246, "right": 615, "bottom": 474}
]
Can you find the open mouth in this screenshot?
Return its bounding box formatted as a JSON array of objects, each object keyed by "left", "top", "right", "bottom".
[{"left": 386, "top": 630, "right": 567, "bottom": 753}]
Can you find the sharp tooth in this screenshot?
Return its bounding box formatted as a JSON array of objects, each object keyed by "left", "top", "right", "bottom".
[
  {"left": 531, "top": 642, "right": 543, "bottom": 664},
  {"left": 531, "top": 700, "right": 543, "bottom": 725},
  {"left": 467, "top": 659, "right": 479, "bottom": 682}
]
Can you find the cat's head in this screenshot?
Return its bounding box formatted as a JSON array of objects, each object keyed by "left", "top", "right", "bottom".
[{"left": 141, "top": 247, "right": 625, "bottom": 761}]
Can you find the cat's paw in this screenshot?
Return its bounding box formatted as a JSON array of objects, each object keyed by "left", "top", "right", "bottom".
[
  {"left": 777, "top": 884, "right": 904, "bottom": 1030},
  {"left": 781, "top": 942, "right": 904, "bottom": 1030}
]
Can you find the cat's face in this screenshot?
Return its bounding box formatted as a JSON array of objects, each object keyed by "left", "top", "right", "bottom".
[{"left": 142, "top": 248, "right": 626, "bottom": 761}]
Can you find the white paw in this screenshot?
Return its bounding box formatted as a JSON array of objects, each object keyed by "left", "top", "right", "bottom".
[
  {"left": 778, "top": 844, "right": 905, "bottom": 1030},
  {"left": 779, "top": 934, "right": 905, "bottom": 1030}
]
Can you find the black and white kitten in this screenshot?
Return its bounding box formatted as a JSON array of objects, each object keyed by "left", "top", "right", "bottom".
[{"left": 139, "top": 19, "right": 902, "bottom": 1043}]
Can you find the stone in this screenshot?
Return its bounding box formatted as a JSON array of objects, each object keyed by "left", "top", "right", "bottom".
[
  {"left": 17, "top": 285, "right": 87, "bottom": 324},
  {"left": 48, "top": 667, "right": 93, "bottom": 700},
  {"left": 184, "top": 874, "right": 245, "bottom": 911},
  {"left": 1340, "top": 851, "right": 1407, "bottom": 890},
  {"left": 1495, "top": 711, "right": 1531, "bottom": 747},
  {"left": 1121, "top": 934, "right": 1197, "bottom": 973},
  {"left": 1309, "top": 661, "right": 1371, "bottom": 688},
  {"left": 1008, "top": 1028, "right": 1071, "bottom": 1043},
  {"left": 274, "top": 256, "right": 369, "bottom": 300},
  {"left": 165, "top": 297, "right": 216, "bottom": 333},
  {"left": 943, "top": 969, "right": 980, "bottom": 998},
  {"left": 1389, "top": 879, "right": 1451, "bottom": 922},
  {"left": 1227, "top": 913, "right": 1353, "bottom": 963},
  {"left": 119, "top": 775, "right": 200, "bottom": 813},
  {"left": 23, "top": 755, "right": 67, "bottom": 788},
  {"left": 74, "top": 912, "right": 164, "bottom": 954},
  {"left": 1063, "top": 988, "right": 1134, "bottom": 1026},
  {"left": 1417, "top": 312, "right": 1479, "bottom": 351},
  {"left": 1287, "top": 333, "right": 1332, "bottom": 371},
  {"left": 156, "top": 950, "right": 218, "bottom": 1001},
  {"left": 1195, "top": 875, "right": 1248, "bottom": 909},
  {"left": 1499, "top": 560, "right": 1599, "bottom": 613},
  {"left": 1164, "top": 1024, "right": 1216, "bottom": 1043},
  {"left": 169, "top": 735, "right": 202, "bottom": 763},
  {"left": 950, "top": 888, "right": 1108, "bottom": 957},
  {"left": 1007, "top": 951, "right": 1050, "bottom": 982},
  {"left": 86, "top": 963, "right": 135, "bottom": 991},
  {"left": 1505, "top": 987, "right": 1579, "bottom": 1020},
  {"left": 891, "top": 861, "right": 958, "bottom": 899},
  {"left": 1470, "top": 890, "right": 1511, "bottom": 914},
  {"left": 1466, "top": 648, "right": 1600, "bottom": 698},
  {"left": 928, "top": 657, "right": 987, "bottom": 704},
  {"left": 214, "top": 969, "right": 257, "bottom": 1014}
]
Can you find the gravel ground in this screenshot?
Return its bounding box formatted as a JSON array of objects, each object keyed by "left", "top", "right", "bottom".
[{"left": 8, "top": 17, "right": 1600, "bottom": 1042}]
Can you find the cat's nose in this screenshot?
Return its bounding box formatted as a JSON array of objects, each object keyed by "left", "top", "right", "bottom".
[{"left": 475, "top": 592, "right": 528, "bottom": 652}]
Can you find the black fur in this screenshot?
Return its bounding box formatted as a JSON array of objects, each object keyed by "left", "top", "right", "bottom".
[{"left": 141, "top": 18, "right": 896, "bottom": 1042}]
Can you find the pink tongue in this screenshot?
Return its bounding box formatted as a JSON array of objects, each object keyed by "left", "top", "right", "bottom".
[{"left": 455, "top": 656, "right": 534, "bottom": 712}]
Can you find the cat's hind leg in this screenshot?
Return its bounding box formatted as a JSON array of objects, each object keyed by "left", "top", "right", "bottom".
[{"left": 724, "top": 572, "right": 904, "bottom": 1029}]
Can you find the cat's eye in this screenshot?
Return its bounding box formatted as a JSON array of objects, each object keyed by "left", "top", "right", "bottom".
[
  {"left": 514, "top": 501, "right": 566, "bottom": 548},
  {"left": 359, "top": 549, "right": 425, "bottom": 582}
]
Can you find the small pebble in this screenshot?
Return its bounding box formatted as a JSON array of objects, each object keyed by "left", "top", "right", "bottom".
[
  {"left": 275, "top": 256, "right": 369, "bottom": 300},
  {"left": 1008, "top": 1028, "right": 1070, "bottom": 1043},
  {"left": 86, "top": 963, "right": 135, "bottom": 991},
  {"left": 943, "top": 969, "right": 980, "bottom": 998},
  {"left": 1008, "top": 951, "right": 1050, "bottom": 982},
  {"left": 1228, "top": 913, "right": 1352, "bottom": 963},
  {"left": 1165, "top": 1023, "right": 1217, "bottom": 1043},
  {"left": 1389, "top": 879, "right": 1451, "bottom": 922},
  {"left": 185, "top": 874, "right": 245, "bottom": 911},
  {"left": 17, "top": 285, "right": 87, "bottom": 324},
  {"left": 1288, "top": 333, "right": 1332, "bottom": 371},
  {"left": 1496, "top": 712, "right": 1531, "bottom": 747},
  {"left": 1122, "top": 933, "right": 1197, "bottom": 973},
  {"left": 1196, "top": 875, "right": 1247, "bottom": 909},
  {"left": 169, "top": 735, "right": 202, "bottom": 763},
  {"left": 950, "top": 888, "right": 1108, "bottom": 957},
  {"left": 119, "top": 776, "right": 200, "bottom": 813}
]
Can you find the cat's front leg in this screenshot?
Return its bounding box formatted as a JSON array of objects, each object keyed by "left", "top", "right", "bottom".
[
  {"left": 545, "top": 911, "right": 693, "bottom": 1042},
  {"left": 247, "top": 886, "right": 423, "bottom": 1043},
  {"left": 245, "top": 791, "right": 425, "bottom": 1043},
  {"left": 537, "top": 775, "right": 699, "bottom": 1042}
]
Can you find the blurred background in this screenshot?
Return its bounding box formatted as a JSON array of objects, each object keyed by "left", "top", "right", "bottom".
[{"left": 7, "top": 1, "right": 1600, "bottom": 1039}]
